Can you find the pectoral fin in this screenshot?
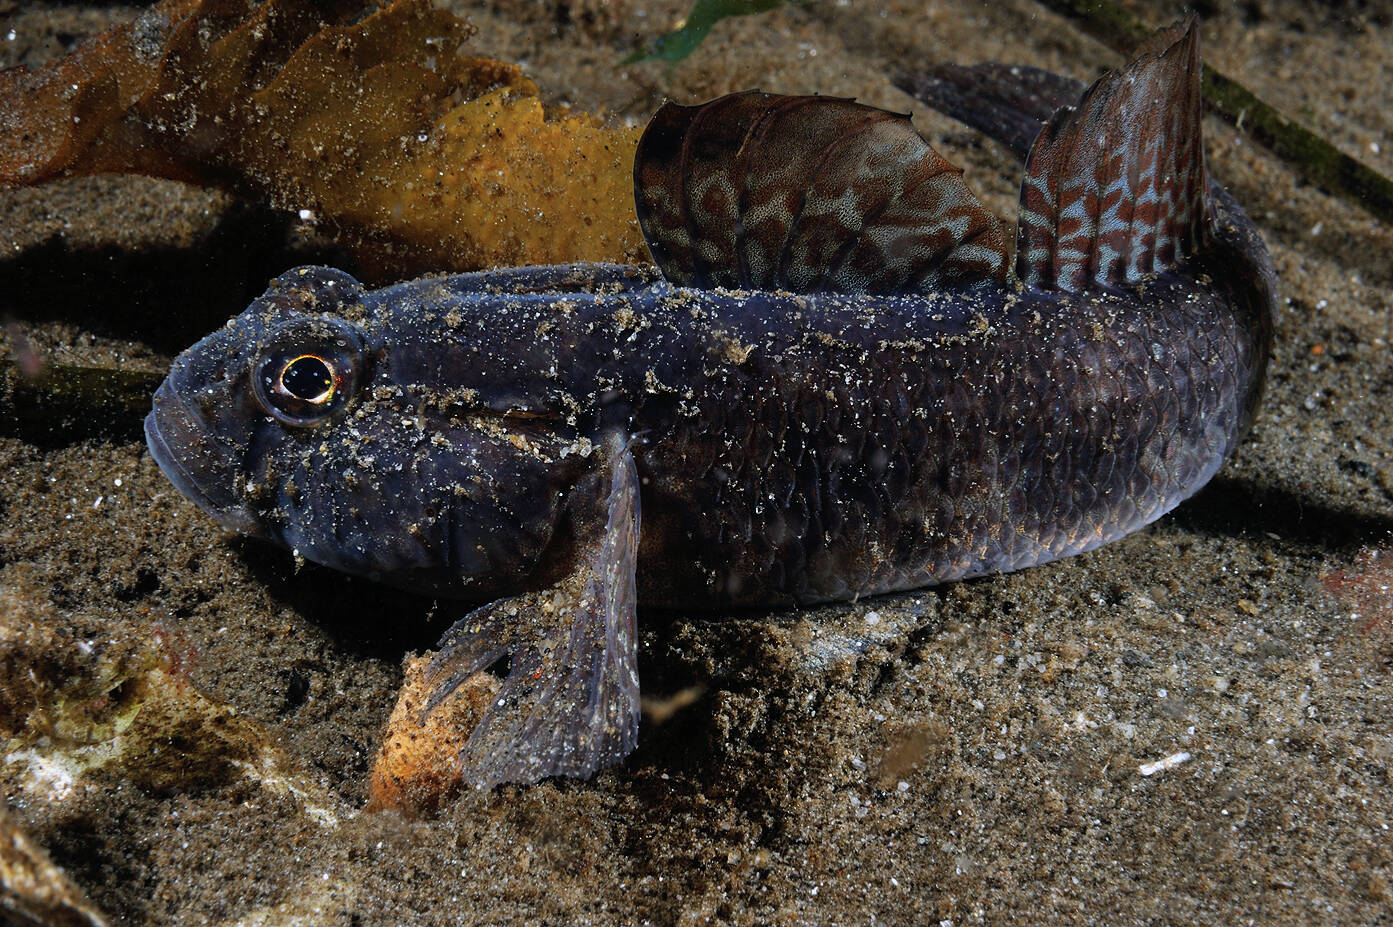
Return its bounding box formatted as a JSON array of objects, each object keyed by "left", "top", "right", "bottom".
[{"left": 423, "top": 437, "right": 641, "bottom": 789}]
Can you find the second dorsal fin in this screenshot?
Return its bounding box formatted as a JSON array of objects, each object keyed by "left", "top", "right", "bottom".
[
  {"left": 1017, "top": 18, "right": 1211, "bottom": 292},
  {"left": 633, "top": 91, "right": 1008, "bottom": 295}
]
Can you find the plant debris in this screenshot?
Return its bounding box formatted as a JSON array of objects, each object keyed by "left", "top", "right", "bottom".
[
  {"left": 622, "top": 0, "right": 806, "bottom": 65},
  {"left": 1322, "top": 546, "right": 1393, "bottom": 637},
  {"left": 0, "top": 583, "right": 346, "bottom": 827},
  {"left": 366, "top": 653, "right": 498, "bottom": 815},
  {"left": 0, "top": 0, "right": 645, "bottom": 279},
  {"left": 0, "top": 803, "right": 111, "bottom": 927}
]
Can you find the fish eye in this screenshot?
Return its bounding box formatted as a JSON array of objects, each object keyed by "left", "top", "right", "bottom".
[
  {"left": 251, "top": 317, "right": 368, "bottom": 427},
  {"left": 279, "top": 355, "right": 335, "bottom": 403}
]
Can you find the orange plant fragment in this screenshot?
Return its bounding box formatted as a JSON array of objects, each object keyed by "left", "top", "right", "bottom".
[
  {"left": 367, "top": 653, "right": 498, "bottom": 815},
  {"left": 0, "top": 0, "right": 645, "bottom": 278},
  {"left": 383, "top": 90, "right": 644, "bottom": 276}
]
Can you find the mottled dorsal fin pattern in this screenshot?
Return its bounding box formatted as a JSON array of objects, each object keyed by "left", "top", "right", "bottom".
[
  {"left": 1017, "top": 18, "right": 1211, "bottom": 293},
  {"left": 634, "top": 91, "right": 1008, "bottom": 295}
]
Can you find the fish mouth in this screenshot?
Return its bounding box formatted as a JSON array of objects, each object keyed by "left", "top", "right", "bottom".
[{"left": 145, "top": 380, "right": 262, "bottom": 537}]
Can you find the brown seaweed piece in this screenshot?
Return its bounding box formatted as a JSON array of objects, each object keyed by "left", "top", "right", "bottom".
[{"left": 0, "top": 0, "right": 644, "bottom": 278}]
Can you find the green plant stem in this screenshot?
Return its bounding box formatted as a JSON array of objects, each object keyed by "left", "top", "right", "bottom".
[{"left": 1, "top": 360, "right": 162, "bottom": 441}]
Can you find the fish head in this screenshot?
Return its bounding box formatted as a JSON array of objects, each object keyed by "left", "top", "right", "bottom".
[
  {"left": 147, "top": 266, "right": 582, "bottom": 597},
  {"left": 146, "top": 268, "right": 365, "bottom": 539}
]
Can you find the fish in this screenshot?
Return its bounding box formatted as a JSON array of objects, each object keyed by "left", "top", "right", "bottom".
[{"left": 145, "top": 19, "right": 1276, "bottom": 789}]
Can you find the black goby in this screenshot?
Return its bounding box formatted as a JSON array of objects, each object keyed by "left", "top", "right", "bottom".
[{"left": 146, "top": 21, "right": 1276, "bottom": 787}]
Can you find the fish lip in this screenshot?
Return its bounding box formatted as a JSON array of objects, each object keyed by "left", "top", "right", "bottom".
[{"left": 145, "top": 381, "right": 262, "bottom": 537}]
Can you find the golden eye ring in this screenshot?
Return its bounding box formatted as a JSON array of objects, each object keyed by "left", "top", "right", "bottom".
[
  {"left": 251, "top": 316, "right": 367, "bottom": 427},
  {"left": 278, "top": 354, "right": 336, "bottom": 404}
]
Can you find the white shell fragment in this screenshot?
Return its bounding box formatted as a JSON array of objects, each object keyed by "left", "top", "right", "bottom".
[{"left": 1138, "top": 751, "right": 1192, "bottom": 777}]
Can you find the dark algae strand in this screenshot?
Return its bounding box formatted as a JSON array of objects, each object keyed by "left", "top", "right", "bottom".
[{"left": 145, "top": 19, "right": 1276, "bottom": 790}]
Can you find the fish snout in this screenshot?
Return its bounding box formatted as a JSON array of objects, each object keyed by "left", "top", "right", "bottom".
[{"left": 146, "top": 379, "right": 262, "bottom": 537}]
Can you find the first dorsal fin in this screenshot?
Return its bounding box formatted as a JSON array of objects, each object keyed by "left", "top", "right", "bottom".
[
  {"left": 633, "top": 91, "right": 1009, "bottom": 295},
  {"left": 1017, "top": 18, "right": 1211, "bottom": 292}
]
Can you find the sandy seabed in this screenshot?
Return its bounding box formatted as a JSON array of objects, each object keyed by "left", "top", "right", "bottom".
[{"left": 2, "top": 0, "right": 1391, "bottom": 924}]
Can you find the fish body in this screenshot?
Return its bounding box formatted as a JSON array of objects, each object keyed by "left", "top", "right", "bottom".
[{"left": 146, "top": 20, "right": 1276, "bottom": 787}]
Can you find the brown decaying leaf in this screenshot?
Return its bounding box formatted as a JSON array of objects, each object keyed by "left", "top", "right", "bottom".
[{"left": 0, "top": 0, "right": 645, "bottom": 278}]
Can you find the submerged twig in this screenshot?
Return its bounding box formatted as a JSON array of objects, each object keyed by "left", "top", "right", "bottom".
[
  {"left": 1, "top": 360, "right": 161, "bottom": 441},
  {"left": 1037, "top": 0, "right": 1393, "bottom": 226}
]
